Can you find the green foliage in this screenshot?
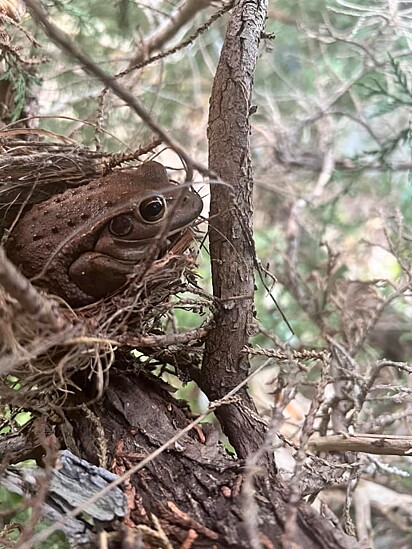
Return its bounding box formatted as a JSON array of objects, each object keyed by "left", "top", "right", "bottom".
[
  {"left": 354, "top": 53, "right": 412, "bottom": 166},
  {"left": 0, "top": 52, "right": 36, "bottom": 122},
  {"left": 389, "top": 53, "right": 412, "bottom": 97},
  {"left": 0, "top": 486, "right": 24, "bottom": 513},
  {"left": 0, "top": 487, "right": 70, "bottom": 548},
  {"left": 0, "top": 489, "right": 30, "bottom": 544}
]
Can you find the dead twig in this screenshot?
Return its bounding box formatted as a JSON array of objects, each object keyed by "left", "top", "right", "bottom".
[{"left": 309, "top": 433, "right": 412, "bottom": 456}]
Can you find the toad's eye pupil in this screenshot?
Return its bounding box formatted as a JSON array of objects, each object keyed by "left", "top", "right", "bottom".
[
  {"left": 109, "top": 215, "right": 133, "bottom": 236},
  {"left": 139, "top": 196, "right": 166, "bottom": 222}
]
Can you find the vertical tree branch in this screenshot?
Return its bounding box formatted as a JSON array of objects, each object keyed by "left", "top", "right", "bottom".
[{"left": 201, "top": 0, "right": 269, "bottom": 459}]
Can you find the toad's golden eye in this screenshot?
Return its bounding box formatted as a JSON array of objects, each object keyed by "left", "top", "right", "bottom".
[
  {"left": 109, "top": 214, "right": 133, "bottom": 237},
  {"left": 139, "top": 196, "right": 166, "bottom": 222}
]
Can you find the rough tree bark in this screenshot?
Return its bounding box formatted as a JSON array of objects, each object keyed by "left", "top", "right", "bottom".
[
  {"left": 63, "top": 365, "right": 358, "bottom": 548},
  {"left": 201, "top": 0, "right": 269, "bottom": 459}
]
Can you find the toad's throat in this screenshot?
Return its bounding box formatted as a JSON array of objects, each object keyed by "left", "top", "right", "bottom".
[{"left": 95, "top": 230, "right": 188, "bottom": 263}]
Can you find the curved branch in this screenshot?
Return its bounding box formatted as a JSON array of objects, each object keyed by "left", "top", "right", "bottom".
[{"left": 201, "top": 0, "right": 268, "bottom": 458}]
